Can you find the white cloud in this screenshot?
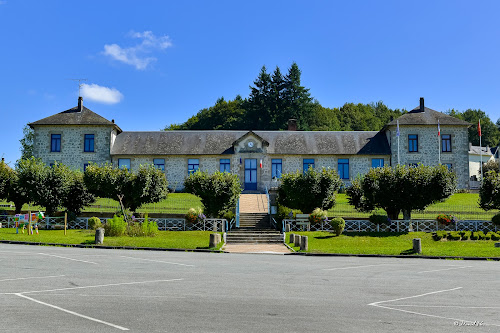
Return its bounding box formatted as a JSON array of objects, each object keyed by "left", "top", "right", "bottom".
[
  {"left": 81, "top": 83, "right": 123, "bottom": 104},
  {"left": 103, "top": 31, "right": 172, "bottom": 70}
]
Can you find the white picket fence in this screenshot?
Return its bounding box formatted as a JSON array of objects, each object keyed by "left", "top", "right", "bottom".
[
  {"left": 283, "top": 219, "right": 498, "bottom": 233},
  {"left": 0, "top": 216, "right": 227, "bottom": 232}
]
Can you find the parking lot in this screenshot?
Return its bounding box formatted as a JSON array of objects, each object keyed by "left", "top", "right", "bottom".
[{"left": 1, "top": 244, "right": 499, "bottom": 332}]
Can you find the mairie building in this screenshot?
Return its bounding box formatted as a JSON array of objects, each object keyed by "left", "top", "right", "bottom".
[{"left": 29, "top": 97, "right": 471, "bottom": 191}]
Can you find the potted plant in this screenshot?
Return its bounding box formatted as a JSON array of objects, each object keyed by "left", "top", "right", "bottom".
[{"left": 436, "top": 214, "right": 456, "bottom": 228}]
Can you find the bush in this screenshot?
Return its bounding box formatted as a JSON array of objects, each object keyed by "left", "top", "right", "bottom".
[
  {"left": 309, "top": 208, "right": 328, "bottom": 224},
  {"left": 433, "top": 231, "right": 447, "bottom": 241},
  {"left": 470, "top": 232, "right": 479, "bottom": 240},
  {"left": 369, "top": 214, "right": 391, "bottom": 225},
  {"left": 127, "top": 214, "right": 158, "bottom": 237},
  {"left": 330, "top": 217, "right": 345, "bottom": 236},
  {"left": 88, "top": 217, "right": 102, "bottom": 230},
  {"left": 436, "top": 214, "right": 456, "bottom": 226},
  {"left": 185, "top": 207, "right": 205, "bottom": 225},
  {"left": 488, "top": 232, "right": 500, "bottom": 241},
  {"left": 491, "top": 213, "right": 500, "bottom": 226},
  {"left": 104, "top": 215, "right": 127, "bottom": 236},
  {"left": 447, "top": 231, "right": 461, "bottom": 241},
  {"left": 222, "top": 210, "right": 235, "bottom": 221},
  {"left": 476, "top": 231, "right": 486, "bottom": 240},
  {"left": 459, "top": 230, "right": 471, "bottom": 240},
  {"left": 277, "top": 205, "right": 302, "bottom": 221}
]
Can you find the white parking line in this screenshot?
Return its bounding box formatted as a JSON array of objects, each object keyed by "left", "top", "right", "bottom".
[
  {"left": 0, "top": 275, "right": 65, "bottom": 282},
  {"left": 417, "top": 266, "right": 472, "bottom": 274},
  {"left": 120, "top": 256, "right": 194, "bottom": 267},
  {"left": 38, "top": 253, "right": 98, "bottom": 264},
  {"left": 369, "top": 287, "right": 500, "bottom": 328},
  {"left": 15, "top": 293, "right": 129, "bottom": 331},
  {"left": 16, "top": 278, "right": 184, "bottom": 295}
]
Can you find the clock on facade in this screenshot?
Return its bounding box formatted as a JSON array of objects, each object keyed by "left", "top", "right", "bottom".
[{"left": 247, "top": 141, "right": 254, "bottom": 148}]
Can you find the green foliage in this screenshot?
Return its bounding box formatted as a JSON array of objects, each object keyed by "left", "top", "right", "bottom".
[
  {"left": 447, "top": 231, "right": 461, "bottom": 241},
  {"left": 329, "top": 217, "right": 345, "bottom": 236},
  {"left": 127, "top": 215, "right": 158, "bottom": 237},
  {"left": 88, "top": 217, "right": 102, "bottom": 230},
  {"left": 308, "top": 208, "right": 328, "bottom": 224},
  {"left": 222, "top": 210, "right": 235, "bottom": 221},
  {"left": 84, "top": 163, "right": 168, "bottom": 212},
  {"left": 481, "top": 159, "right": 499, "bottom": 176},
  {"left": 369, "top": 214, "right": 391, "bottom": 225},
  {"left": 346, "top": 164, "right": 457, "bottom": 219},
  {"left": 0, "top": 160, "right": 13, "bottom": 200},
  {"left": 61, "top": 170, "right": 95, "bottom": 217},
  {"left": 277, "top": 167, "right": 342, "bottom": 214},
  {"left": 492, "top": 213, "right": 500, "bottom": 226},
  {"left": 18, "top": 125, "right": 34, "bottom": 163},
  {"left": 164, "top": 63, "right": 403, "bottom": 132},
  {"left": 488, "top": 232, "right": 500, "bottom": 241},
  {"left": 276, "top": 205, "right": 302, "bottom": 221},
  {"left": 183, "top": 171, "right": 240, "bottom": 217},
  {"left": 104, "top": 215, "right": 127, "bottom": 236},
  {"left": 479, "top": 171, "right": 500, "bottom": 211},
  {"left": 448, "top": 108, "right": 500, "bottom": 147},
  {"left": 185, "top": 207, "right": 205, "bottom": 224},
  {"left": 433, "top": 231, "right": 447, "bottom": 240}
]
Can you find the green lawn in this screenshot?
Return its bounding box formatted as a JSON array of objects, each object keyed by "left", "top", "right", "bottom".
[
  {"left": 0, "top": 192, "right": 497, "bottom": 220},
  {"left": 287, "top": 231, "right": 500, "bottom": 257},
  {"left": 0, "top": 229, "right": 220, "bottom": 250}
]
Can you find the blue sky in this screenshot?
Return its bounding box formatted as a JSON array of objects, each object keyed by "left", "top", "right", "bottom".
[{"left": 1, "top": 0, "right": 499, "bottom": 166}]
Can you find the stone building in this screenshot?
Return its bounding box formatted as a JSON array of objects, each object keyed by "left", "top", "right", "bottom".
[{"left": 29, "top": 97, "right": 470, "bottom": 191}]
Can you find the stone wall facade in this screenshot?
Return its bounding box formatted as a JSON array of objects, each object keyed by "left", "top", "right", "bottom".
[
  {"left": 386, "top": 124, "right": 469, "bottom": 189},
  {"left": 32, "top": 125, "right": 115, "bottom": 169}
]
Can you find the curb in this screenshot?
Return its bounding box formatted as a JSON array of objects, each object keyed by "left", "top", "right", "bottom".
[{"left": 0, "top": 240, "right": 225, "bottom": 253}]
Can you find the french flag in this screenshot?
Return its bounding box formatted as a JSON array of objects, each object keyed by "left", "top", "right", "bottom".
[{"left": 437, "top": 120, "right": 440, "bottom": 137}]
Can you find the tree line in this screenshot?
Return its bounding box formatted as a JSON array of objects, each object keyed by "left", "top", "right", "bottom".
[{"left": 165, "top": 62, "right": 500, "bottom": 149}]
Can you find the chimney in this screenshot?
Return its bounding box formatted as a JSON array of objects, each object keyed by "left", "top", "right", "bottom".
[
  {"left": 419, "top": 97, "right": 425, "bottom": 112},
  {"left": 288, "top": 119, "right": 297, "bottom": 131},
  {"left": 78, "top": 96, "right": 83, "bottom": 112},
  {"left": 112, "top": 119, "right": 115, "bottom": 123}
]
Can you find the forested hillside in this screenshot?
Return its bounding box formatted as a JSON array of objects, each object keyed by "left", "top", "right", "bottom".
[{"left": 165, "top": 63, "right": 500, "bottom": 147}]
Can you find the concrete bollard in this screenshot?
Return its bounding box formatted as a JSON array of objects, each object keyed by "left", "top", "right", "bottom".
[
  {"left": 217, "top": 233, "right": 222, "bottom": 244},
  {"left": 285, "top": 224, "right": 291, "bottom": 232},
  {"left": 209, "top": 233, "right": 220, "bottom": 248},
  {"left": 222, "top": 232, "right": 226, "bottom": 244},
  {"left": 294, "top": 235, "right": 302, "bottom": 248},
  {"left": 300, "top": 236, "right": 308, "bottom": 251},
  {"left": 413, "top": 238, "right": 422, "bottom": 254},
  {"left": 95, "top": 228, "right": 105, "bottom": 245},
  {"left": 289, "top": 233, "right": 295, "bottom": 244}
]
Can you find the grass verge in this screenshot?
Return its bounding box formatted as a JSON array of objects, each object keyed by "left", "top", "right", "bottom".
[
  {"left": 0, "top": 229, "right": 221, "bottom": 250},
  {"left": 287, "top": 231, "right": 500, "bottom": 258}
]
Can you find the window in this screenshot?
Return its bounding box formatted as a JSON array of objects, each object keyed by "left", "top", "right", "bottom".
[
  {"left": 84, "top": 134, "right": 94, "bottom": 152},
  {"left": 442, "top": 134, "right": 451, "bottom": 152},
  {"left": 444, "top": 163, "right": 453, "bottom": 170},
  {"left": 51, "top": 134, "right": 61, "bottom": 152},
  {"left": 188, "top": 159, "right": 199, "bottom": 174},
  {"left": 153, "top": 158, "right": 165, "bottom": 171},
  {"left": 83, "top": 163, "right": 89, "bottom": 171},
  {"left": 338, "top": 159, "right": 349, "bottom": 179},
  {"left": 303, "top": 159, "right": 315, "bottom": 173},
  {"left": 272, "top": 159, "right": 282, "bottom": 178},
  {"left": 220, "top": 159, "right": 230, "bottom": 172},
  {"left": 118, "top": 158, "right": 131, "bottom": 170},
  {"left": 408, "top": 134, "right": 418, "bottom": 152},
  {"left": 409, "top": 163, "right": 418, "bottom": 167},
  {"left": 371, "top": 158, "right": 384, "bottom": 168}
]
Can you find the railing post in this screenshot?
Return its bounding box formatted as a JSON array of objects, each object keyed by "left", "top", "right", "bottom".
[{"left": 236, "top": 198, "right": 240, "bottom": 228}]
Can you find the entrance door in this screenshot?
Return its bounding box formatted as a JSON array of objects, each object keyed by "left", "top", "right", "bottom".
[{"left": 244, "top": 159, "right": 257, "bottom": 191}]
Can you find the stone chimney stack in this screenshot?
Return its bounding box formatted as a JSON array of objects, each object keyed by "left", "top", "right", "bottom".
[
  {"left": 288, "top": 119, "right": 297, "bottom": 131},
  {"left": 78, "top": 96, "right": 83, "bottom": 112},
  {"left": 419, "top": 97, "right": 425, "bottom": 112}
]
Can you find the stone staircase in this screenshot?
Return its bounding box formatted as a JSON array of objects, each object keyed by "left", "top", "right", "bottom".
[{"left": 226, "top": 194, "right": 283, "bottom": 244}]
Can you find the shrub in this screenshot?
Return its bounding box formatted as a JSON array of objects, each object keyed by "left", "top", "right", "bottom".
[
  {"left": 185, "top": 207, "right": 205, "bottom": 225},
  {"left": 476, "top": 231, "right": 486, "bottom": 240},
  {"left": 127, "top": 214, "right": 158, "bottom": 237},
  {"left": 369, "top": 214, "right": 391, "bottom": 225},
  {"left": 459, "top": 230, "right": 471, "bottom": 240},
  {"left": 491, "top": 213, "right": 500, "bottom": 226},
  {"left": 277, "top": 205, "right": 302, "bottom": 221},
  {"left": 470, "top": 232, "right": 479, "bottom": 240},
  {"left": 330, "top": 217, "right": 345, "bottom": 236},
  {"left": 489, "top": 232, "right": 500, "bottom": 241},
  {"left": 104, "top": 215, "right": 127, "bottom": 236},
  {"left": 309, "top": 208, "right": 328, "bottom": 224},
  {"left": 88, "top": 217, "right": 102, "bottom": 230},
  {"left": 447, "top": 231, "right": 461, "bottom": 241},
  {"left": 222, "top": 210, "right": 235, "bottom": 221},
  {"left": 436, "top": 214, "right": 456, "bottom": 226},
  {"left": 433, "top": 231, "right": 447, "bottom": 241}
]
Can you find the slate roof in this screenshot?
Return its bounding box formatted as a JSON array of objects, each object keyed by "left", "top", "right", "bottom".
[
  {"left": 29, "top": 105, "right": 122, "bottom": 132},
  {"left": 110, "top": 130, "right": 390, "bottom": 156},
  {"left": 387, "top": 107, "right": 470, "bottom": 126}
]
